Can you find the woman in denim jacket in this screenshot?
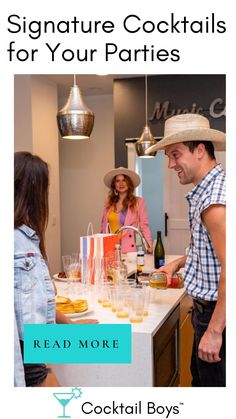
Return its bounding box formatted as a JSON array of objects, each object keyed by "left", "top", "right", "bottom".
[{"left": 14, "top": 152, "right": 97, "bottom": 387}]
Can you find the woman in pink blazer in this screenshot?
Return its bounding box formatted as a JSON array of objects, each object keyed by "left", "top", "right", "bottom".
[{"left": 101, "top": 167, "right": 153, "bottom": 253}]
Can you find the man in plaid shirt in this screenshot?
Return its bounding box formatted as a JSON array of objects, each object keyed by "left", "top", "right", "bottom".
[{"left": 147, "top": 113, "right": 226, "bottom": 386}]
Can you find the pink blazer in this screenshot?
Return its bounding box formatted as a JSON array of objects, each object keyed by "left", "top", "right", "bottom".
[{"left": 100, "top": 197, "right": 153, "bottom": 253}]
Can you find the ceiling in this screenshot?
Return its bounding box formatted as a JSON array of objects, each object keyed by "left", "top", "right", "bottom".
[{"left": 45, "top": 74, "right": 143, "bottom": 96}]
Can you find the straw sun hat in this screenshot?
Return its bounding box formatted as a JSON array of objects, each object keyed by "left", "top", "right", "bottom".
[
  {"left": 146, "top": 113, "right": 226, "bottom": 154},
  {"left": 103, "top": 167, "right": 141, "bottom": 188}
]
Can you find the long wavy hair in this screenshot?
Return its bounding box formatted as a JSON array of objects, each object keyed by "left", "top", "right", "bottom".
[
  {"left": 107, "top": 175, "right": 137, "bottom": 211},
  {"left": 14, "top": 151, "right": 49, "bottom": 259}
]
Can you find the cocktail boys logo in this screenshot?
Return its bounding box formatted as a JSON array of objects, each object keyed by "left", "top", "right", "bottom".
[
  {"left": 53, "top": 388, "right": 184, "bottom": 418},
  {"left": 53, "top": 387, "right": 82, "bottom": 418}
]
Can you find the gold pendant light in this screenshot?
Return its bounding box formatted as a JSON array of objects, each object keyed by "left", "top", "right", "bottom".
[
  {"left": 57, "top": 75, "right": 94, "bottom": 140},
  {"left": 135, "top": 75, "right": 157, "bottom": 157}
]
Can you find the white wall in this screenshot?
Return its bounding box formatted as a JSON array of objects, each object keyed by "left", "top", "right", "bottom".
[
  {"left": 15, "top": 76, "right": 115, "bottom": 273},
  {"left": 14, "top": 75, "right": 33, "bottom": 152},
  {"left": 14, "top": 75, "right": 61, "bottom": 275},
  {"left": 59, "top": 94, "right": 114, "bottom": 259},
  {"left": 31, "top": 76, "right": 61, "bottom": 274}
]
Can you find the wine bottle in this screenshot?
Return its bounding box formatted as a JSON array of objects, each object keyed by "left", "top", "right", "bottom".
[
  {"left": 136, "top": 247, "right": 145, "bottom": 267},
  {"left": 114, "top": 243, "right": 122, "bottom": 262},
  {"left": 136, "top": 247, "right": 145, "bottom": 284},
  {"left": 113, "top": 244, "right": 127, "bottom": 284},
  {"left": 154, "top": 231, "right": 165, "bottom": 269}
]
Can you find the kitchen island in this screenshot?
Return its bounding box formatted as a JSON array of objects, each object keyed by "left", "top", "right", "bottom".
[{"left": 52, "top": 255, "right": 191, "bottom": 387}]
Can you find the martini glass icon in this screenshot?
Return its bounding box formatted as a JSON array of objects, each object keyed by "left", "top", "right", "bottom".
[{"left": 53, "top": 392, "right": 75, "bottom": 418}]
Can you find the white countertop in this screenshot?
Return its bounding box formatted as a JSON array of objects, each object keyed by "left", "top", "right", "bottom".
[{"left": 52, "top": 254, "right": 186, "bottom": 386}]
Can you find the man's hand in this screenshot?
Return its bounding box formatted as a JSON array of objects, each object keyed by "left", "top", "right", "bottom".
[
  {"left": 198, "top": 329, "right": 222, "bottom": 362},
  {"left": 155, "top": 256, "right": 186, "bottom": 285},
  {"left": 199, "top": 204, "right": 226, "bottom": 362}
]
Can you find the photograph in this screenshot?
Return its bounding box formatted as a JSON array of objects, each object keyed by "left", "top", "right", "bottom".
[{"left": 14, "top": 73, "right": 226, "bottom": 387}]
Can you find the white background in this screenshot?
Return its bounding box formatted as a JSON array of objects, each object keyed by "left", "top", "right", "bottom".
[{"left": 0, "top": 0, "right": 235, "bottom": 418}]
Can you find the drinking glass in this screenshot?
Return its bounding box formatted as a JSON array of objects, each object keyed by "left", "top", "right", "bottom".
[
  {"left": 94, "top": 256, "right": 107, "bottom": 285},
  {"left": 114, "top": 260, "right": 128, "bottom": 284},
  {"left": 62, "top": 255, "right": 72, "bottom": 278},
  {"left": 129, "top": 286, "right": 145, "bottom": 323},
  {"left": 97, "top": 283, "right": 112, "bottom": 307},
  {"left": 107, "top": 285, "right": 118, "bottom": 312},
  {"left": 71, "top": 253, "right": 81, "bottom": 279},
  {"left": 62, "top": 254, "right": 80, "bottom": 296},
  {"left": 80, "top": 256, "right": 94, "bottom": 285},
  {"left": 115, "top": 286, "right": 130, "bottom": 319},
  {"left": 142, "top": 284, "right": 150, "bottom": 316}
]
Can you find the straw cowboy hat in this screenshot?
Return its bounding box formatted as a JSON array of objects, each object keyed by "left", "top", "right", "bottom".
[
  {"left": 146, "top": 113, "right": 226, "bottom": 154},
  {"left": 104, "top": 167, "right": 141, "bottom": 188}
]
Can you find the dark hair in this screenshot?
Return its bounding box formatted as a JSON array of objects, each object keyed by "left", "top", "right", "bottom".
[
  {"left": 107, "top": 175, "right": 137, "bottom": 211},
  {"left": 183, "top": 141, "right": 215, "bottom": 160},
  {"left": 14, "top": 151, "right": 49, "bottom": 259}
]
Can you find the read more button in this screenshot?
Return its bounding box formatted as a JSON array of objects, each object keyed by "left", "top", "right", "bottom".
[
  {"left": 33, "top": 337, "right": 119, "bottom": 349},
  {"left": 24, "top": 324, "right": 131, "bottom": 364}
]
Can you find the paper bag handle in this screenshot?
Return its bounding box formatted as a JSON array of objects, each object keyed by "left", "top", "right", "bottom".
[{"left": 87, "top": 222, "right": 94, "bottom": 236}]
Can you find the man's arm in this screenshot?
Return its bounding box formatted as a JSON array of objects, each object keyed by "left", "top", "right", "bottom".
[
  {"left": 156, "top": 255, "right": 187, "bottom": 284},
  {"left": 198, "top": 204, "right": 226, "bottom": 362}
]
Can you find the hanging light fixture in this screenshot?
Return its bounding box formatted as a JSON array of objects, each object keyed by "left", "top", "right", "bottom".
[
  {"left": 135, "top": 75, "right": 157, "bottom": 157},
  {"left": 57, "top": 75, "right": 94, "bottom": 140}
]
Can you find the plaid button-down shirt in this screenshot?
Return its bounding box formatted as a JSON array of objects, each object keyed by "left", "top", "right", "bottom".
[{"left": 184, "top": 164, "right": 226, "bottom": 301}]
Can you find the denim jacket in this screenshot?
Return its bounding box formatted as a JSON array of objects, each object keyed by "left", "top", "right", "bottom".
[
  {"left": 14, "top": 225, "right": 56, "bottom": 341},
  {"left": 14, "top": 312, "right": 25, "bottom": 386}
]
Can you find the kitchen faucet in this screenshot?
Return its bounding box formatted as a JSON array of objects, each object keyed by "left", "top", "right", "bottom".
[{"left": 115, "top": 225, "right": 149, "bottom": 253}]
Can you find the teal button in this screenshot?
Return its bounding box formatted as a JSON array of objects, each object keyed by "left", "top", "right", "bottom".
[{"left": 24, "top": 324, "right": 131, "bottom": 364}]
